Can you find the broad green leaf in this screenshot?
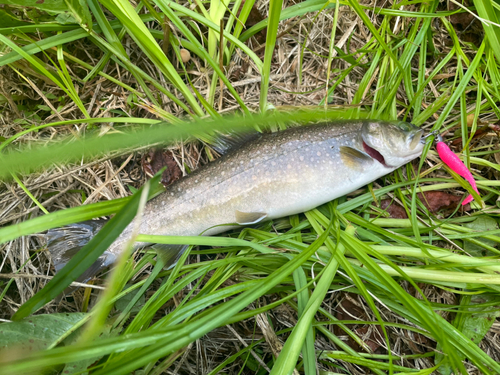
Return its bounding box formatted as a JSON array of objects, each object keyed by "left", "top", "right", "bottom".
[
  {"left": 0, "top": 313, "right": 86, "bottom": 352},
  {"left": 61, "top": 319, "right": 120, "bottom": 374},
  {"left": 64, "top": 0, "right": 91, "bottom": 29},
  {"left": 462, "top": 295, "right": 500, "bottom": 345},
  {"left": 1, "top": 0, "right": 69, "bottom": 14},
  {"left": 0, "top": 8, "right": 31, "bottom": 27},
  {"left": 437, "top": 294, "right": 500, "bottom": 375},
  {"left": 464, "top": 216, "right": 499, "bottom": 256}
]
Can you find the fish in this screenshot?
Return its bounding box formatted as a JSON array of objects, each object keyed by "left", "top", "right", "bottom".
[{"left": 46, "top": 120, "right": 424, "bottom": 281}]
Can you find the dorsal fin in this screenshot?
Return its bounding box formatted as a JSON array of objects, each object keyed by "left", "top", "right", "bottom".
[{"left": 210, "top": 129, "right": 261, "bottom": 155}]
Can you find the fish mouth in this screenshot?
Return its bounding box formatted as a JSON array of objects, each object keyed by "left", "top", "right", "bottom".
[
  {"left": 420, "top": 131, "right": 442, "bottom": 143},
  {"left": 363, "top": 141, "right": 387, "bottom": 167}
]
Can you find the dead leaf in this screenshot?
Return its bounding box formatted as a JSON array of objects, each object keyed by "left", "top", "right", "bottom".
[
  {"left": 376, "top": 192, "right": 470, "bottom": 219},
  {"left": 141, "top": 149, "right": 182, "bottom": 188},
  {"left": 239, "top": 0, "right": 267, "bottom": 44},
  {"left": 493, "top": 145, "right": 500, "bottom": 165},
  {"left": 334, "top": 293, "right": 384, "bottom": 353},
  {"left": 379, "top": 199, "right": 408, "bottom": 219}
]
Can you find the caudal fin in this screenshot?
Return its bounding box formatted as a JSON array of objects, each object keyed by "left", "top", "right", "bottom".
[
  {"left": 46, "top": 220, "right": 116, "bottom": 286},
  {"left": 46, "top": 221, "right": 189, "bottom": 292}
]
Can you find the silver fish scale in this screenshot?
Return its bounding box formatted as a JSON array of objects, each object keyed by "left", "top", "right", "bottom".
[{"left": 108, "top": 121, "right": 398, "bottom": 254}]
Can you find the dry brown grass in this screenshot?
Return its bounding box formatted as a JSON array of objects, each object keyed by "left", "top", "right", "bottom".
[{"left": 1, "top": 0, "right": 499, "bottom": 373}]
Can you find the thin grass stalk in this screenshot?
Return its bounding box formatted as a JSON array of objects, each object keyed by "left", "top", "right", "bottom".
[{"left": 260, "top": 0, "right": 283, "bottom": 112}]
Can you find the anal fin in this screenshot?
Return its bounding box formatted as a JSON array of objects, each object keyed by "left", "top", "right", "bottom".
[{"left": 152, "top": 244, "right": 189, "bottom": 270}]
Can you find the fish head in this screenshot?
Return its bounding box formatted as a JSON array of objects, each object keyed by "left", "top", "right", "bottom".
[{"left": 361, "top": 121, "right": 424, "bottom": 168}]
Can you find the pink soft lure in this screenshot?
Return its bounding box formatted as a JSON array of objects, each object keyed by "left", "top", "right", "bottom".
[{"left": 435, "top": 135, "right": 479, "bottom": 205}]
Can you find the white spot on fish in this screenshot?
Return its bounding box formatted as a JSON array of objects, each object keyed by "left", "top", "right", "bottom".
[
  {"left": 287, "top": 164, "right": 292, "bottom": 169},
  {"left": 317, "top": 151, "right": 321, "bottom": 156},
  {"left": 300, "top": 156, "right": 304, "bottom": 161}
]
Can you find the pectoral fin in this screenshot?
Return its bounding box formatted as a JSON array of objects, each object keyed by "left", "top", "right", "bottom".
[
  {"left": 235, "top": 210, "right": 268, "bottom": 225},
  {"left": 339, "top": 146, "right": 373, "bottom": 171}
]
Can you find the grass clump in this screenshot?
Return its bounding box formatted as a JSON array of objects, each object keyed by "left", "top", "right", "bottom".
[{"left": 1, "top": 0, "right": 500, "bottom": 374}]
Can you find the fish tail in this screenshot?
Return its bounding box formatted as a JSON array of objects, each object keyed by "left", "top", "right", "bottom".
[
  {"left": 46, "top": 221, "right": 188, "bottom": 290},
  {"left": 46, "top": 220, "right": 116, "bottom": 286}
]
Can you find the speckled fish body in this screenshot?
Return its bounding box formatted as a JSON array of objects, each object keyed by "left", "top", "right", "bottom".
[
  {"left": 108, "top": 120, "right": 424, "bottom": 254},
  {"left": 47, "top": 120, "right": 424, "bottom": 276}
]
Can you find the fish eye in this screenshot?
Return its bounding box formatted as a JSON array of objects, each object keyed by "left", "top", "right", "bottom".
[{"left": 396, "top": 122, "right": 412, "bottom": 132}]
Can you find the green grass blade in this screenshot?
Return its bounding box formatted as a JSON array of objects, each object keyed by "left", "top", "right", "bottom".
[
  {"left": 260, "top": 0, "right": 283, "bottom": 111},
  {"left": 271, "top": 211, "right": 340, "bottom": 374},
  {"left": 0, "top": 108, "right": 366, "bottom": 180},
  {"left": 291, "top": 267, "right": 316, "bottom": 374},
  {"left": 239, "top": 0, "right": 337, "bottom": 42},
  {"left": 155, "top": 0, "right": 250, "bottom": 113},
  {"left": 346, "top": 0, "right": 402, "bottom": 72},
  {"left": 431, "top": 39, "right": 486, "bottom": 131},
  {"left": 98, "top": 0, "right": 204, "bottom": 116},
  {"left": 473, "top": 0, "right": 500, "bottom": 62}
]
